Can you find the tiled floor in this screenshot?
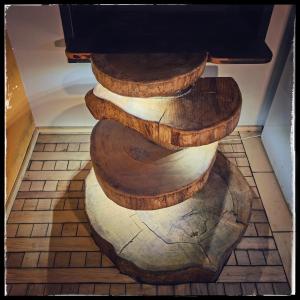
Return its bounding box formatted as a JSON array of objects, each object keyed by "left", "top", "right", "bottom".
[{"left": 5, "top": 130, "right": 293, "bottom": 296}]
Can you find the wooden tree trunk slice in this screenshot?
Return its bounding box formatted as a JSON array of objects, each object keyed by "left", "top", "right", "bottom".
[
  {"left": 91, "top": 52, "right": 207, "bottom": 97},
  {"left": 86, "top": 77, "right": 241, "bottom": 149},
  {"left": 85, "top": 152, "right": 253, "bottom": 284},
  {"left": 90, "top": 119, "right": 218, "bottom": 210}
]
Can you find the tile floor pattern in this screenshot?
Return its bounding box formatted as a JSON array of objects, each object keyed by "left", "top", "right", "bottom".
[{"left": 5, "top": 131, "right": 292, "bottom": 296}]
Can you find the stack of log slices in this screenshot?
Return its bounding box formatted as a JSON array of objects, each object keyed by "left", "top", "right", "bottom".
[{"left": 85, "top": 53, "right": 253, "bottom": 284}]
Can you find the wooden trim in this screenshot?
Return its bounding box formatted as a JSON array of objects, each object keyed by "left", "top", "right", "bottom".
[
  {"left": 5, "top": 128, "right": 39, "bottom": 222},
  {"left": 237, "top": 126, "right": 263, "bottom": 132},
  {"left": 37, "top": 126, "right": 93, "bottom": 134},
  {"left": 37, "top": 126, "right": 262, "bottom": 134}
]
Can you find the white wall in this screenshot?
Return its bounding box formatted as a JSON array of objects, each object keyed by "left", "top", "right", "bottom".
[
  {"left": 262, "top": 46, "right": 294, "bottom": 211},
  {"left": 6, "top": 4, "right": 293, "bottom": 127}
]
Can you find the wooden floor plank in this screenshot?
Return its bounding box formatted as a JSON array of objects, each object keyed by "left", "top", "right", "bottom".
[
  {"left": 6, "top": 237, "right": 98, "bottom": 252},
  {"left": 17, "top": 191, "right": 84, "bottom": 199},
  {"left": 37, "top": 134, "right": 91, "bottom": 143},
  {"left": 6, "top": 268, "right": 136, "bottom": 284},
  {"left": 31, "top": 152, "right": 90, "bottom": 161},
  {"left": 236, "top": 237, "right": 276, "bottom": 250},
  {"left": 218, "top": 266, "right": 286, "bottom": 282},
  {"left": 24, "top": 170, "right": 89, "bottom": 181},
  {"left": 8, "top": 210, "right": 87, "bottom": 224}
]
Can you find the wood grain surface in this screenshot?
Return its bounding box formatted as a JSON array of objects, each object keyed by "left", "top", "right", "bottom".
[
  {"left": 91, "top": 53, "right": 207, "bottom": 97},
  {"left": 85, "top": 152, "right": 253, "bottom": 284},
  {"left": 90, "top": 119, "right": 218, "bottom": 210},
  {"left": 86, "top": 77, "right": 242, "bottom": 149}
]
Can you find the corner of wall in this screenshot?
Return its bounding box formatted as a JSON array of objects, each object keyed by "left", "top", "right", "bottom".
[{"left": 5, "top": 32, "right": 36, "bottom": 201}]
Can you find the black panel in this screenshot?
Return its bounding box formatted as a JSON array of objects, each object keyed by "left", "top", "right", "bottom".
[{"left": 59, "top": 4, "right": 273, "bottom": 63}]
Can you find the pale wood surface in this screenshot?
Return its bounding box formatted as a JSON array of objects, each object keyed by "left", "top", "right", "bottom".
[
  {"left": 91, "top": 53, "right": 207, "bottom": 97},
  {"left": 85, "top": 152, "right": 253, "bottom": 284},
  {"left": 87, "top": 77, "right": 242, "bottom": 149},
  {"left": 91, "top": 119, "right": 218, "bottom": 210}
]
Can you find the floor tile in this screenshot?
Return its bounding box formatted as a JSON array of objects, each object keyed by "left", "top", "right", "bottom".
[
  {"left": 61, "top": 284, "right": 79, "bottom": 295},
  {"left": 9, "top": 284, "right": 28, "bottom": 296},
  {"left": 110, "top": 284, "right": 125, "bottom": 296},
  {"left": 191, "top": 283, "right": 208, "bottom": 295},
  {"left": 240, "top": 132, "right": 272, "bottom": 172},
  {"left": 224, "top": 283, "right": 242, "bottom": 296},
  {"left": 126, "top": 283, "right": 142, "bottom": 296},
  {"left": 241, "top": 283, "right": 257, "bottom": 295},
  {"left": 29, "top": 161, "right": 43, "bottom": 171},
  {"left": 207, "top": 283, "right": 225, "bottom": 295},
  {"left": 22, "top": 252, "right": 40, "bottom": 267},
  {"left": 263, "top": 250, "right": 282, "bottom": 265},
  {"left": 6, "top": 253, "right": 25, "bottom": 268},
  {"left": 94, "top": 284, "right": 110, "bottom": 295},
  {"left": 256, "top": 283, "right": 274, "bottom": 295},
  {"left": 255, "top": 223, "right": 272, "bottom": 237},
  {"left": 157, "top": 285, "right": 174, "bottom": 295},
  {"left": 273, "top": 282, "right": 291, "bottom": 295},
  {"left": 254, "top": 172, "right": 292, "bottom": 232},
  {"left": 248, "top": 250, "right": 266, "bottom": 265},
  {"left": 174, "top": 283, "right": 191, "bottom": 295},
  {"left": 273, "top": 232, "right": 293, "bottom": 285},
  {"left": 141, "top": 284, "right": 156, "bottom": 296},
  {"left": 235, "top": 250, "right": 250, "bottom": 265}
]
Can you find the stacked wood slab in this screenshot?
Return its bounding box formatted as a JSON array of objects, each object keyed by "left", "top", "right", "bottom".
[{"left": 84, "top": 53, "right": 253, "bottom": 283}]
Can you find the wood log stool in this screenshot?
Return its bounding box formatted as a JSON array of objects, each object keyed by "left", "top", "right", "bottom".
[{"left": 84, "top": 53, "right": 253, "bottom": 283}]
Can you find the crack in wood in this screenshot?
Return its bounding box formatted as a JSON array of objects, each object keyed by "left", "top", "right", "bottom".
[
  {"left": 118, "top": 229, "right": 144, "bottom": 254},
  {"left": 141, "top": 221, "right": 199, "bottom": 246}
]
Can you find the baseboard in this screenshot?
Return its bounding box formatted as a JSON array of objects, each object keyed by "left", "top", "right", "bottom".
[
  {"left": 237, "top": 125, "right": 263, "bottom": 132},
  {"left": 5, "top": 128, "right": 39, "bottom": 222},
  {"left": 38, "top": 126, "right": 93, "bottom": 134},
  {"left": 37, "top": 125, "right": 263, "bottom": 134}
]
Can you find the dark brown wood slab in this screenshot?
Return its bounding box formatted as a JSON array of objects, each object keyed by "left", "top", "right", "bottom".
[
  {"left": 86, "top": 77, "right": 242, "bottom": 149},
  {"left": 90, "top": 53, "right": 207, "bottom": 97},
  {"left": 90, "top": 119, "right": 218, "bottom": 210}
]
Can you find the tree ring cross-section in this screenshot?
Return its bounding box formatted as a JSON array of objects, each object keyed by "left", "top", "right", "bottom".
[
  {"left": 90, "top": 119, "right": 218, "bottom": 210},
  {"left": 91, "top": 52, "right": 208, "bottom": 97}
]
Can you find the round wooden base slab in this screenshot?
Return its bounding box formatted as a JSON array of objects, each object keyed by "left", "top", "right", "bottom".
[
  {"left": 91, "top": 119, "right": 218, "bottom": 210},
  {"left": 85, "top": 152, "right": 253, "bottom": 284}
]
